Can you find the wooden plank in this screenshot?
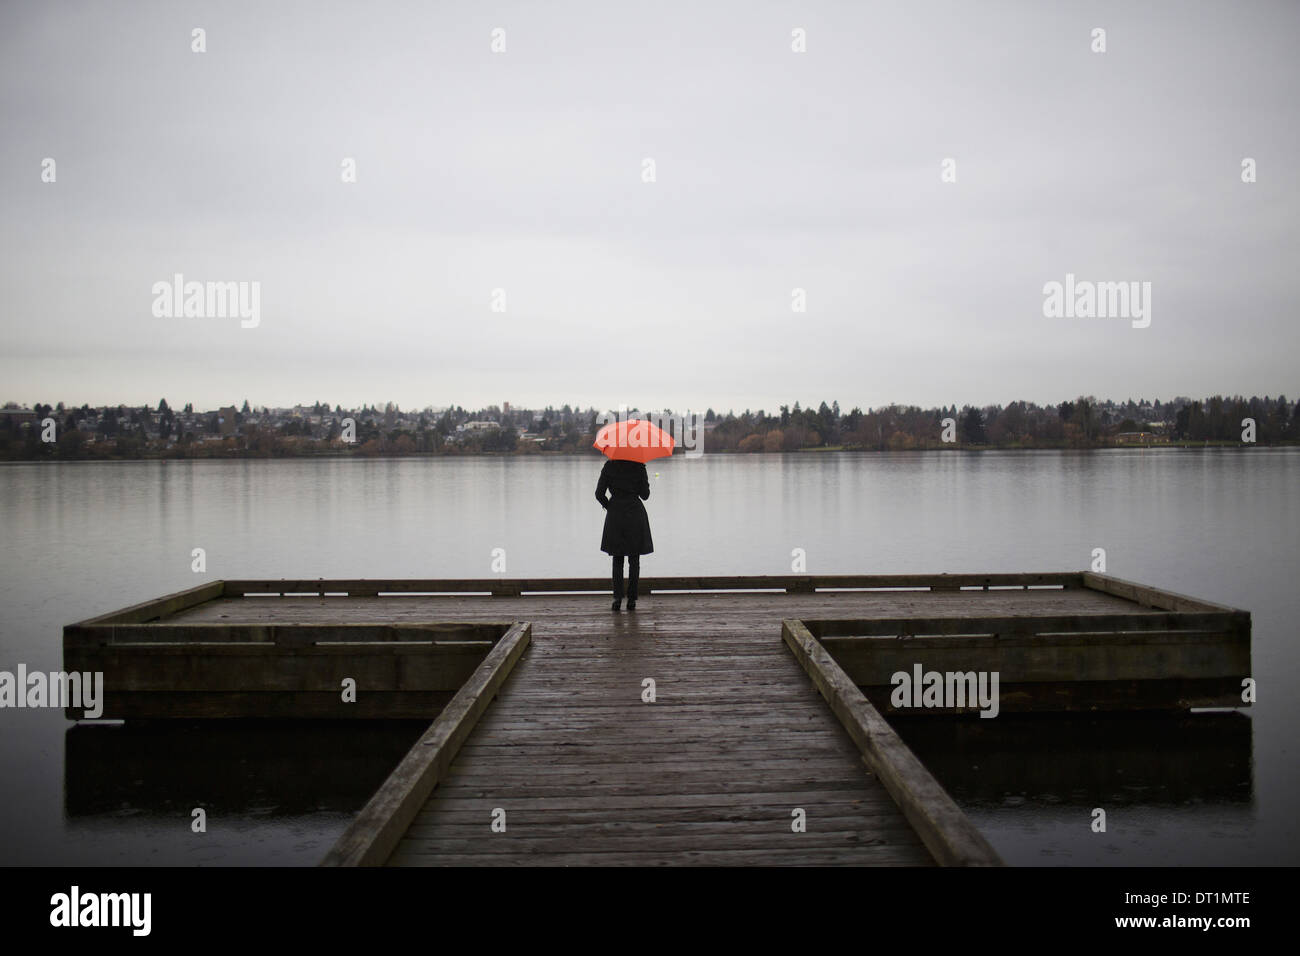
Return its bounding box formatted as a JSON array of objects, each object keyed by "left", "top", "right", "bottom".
[
  {"left": 321, "top": 621, "right": 532, "bottom": 867},
  {"left": 862, "top": 677, "right": 1247, "bottom": 712},
  {"left": 820, "top": 630, "right": 1250, "bottom": 684},
  {"left": 781, "top": 619, "right": 1002, "bottom": 867},
  {"left": 441, "top": 757, "right": 877, "bottom": 776},
  {"left": 62, "top": 620, "right": 515, "bottom": 718},
  {"left": 64, "top": 621, "right": 507, "bottom": 649},
  {"left": 64, "top": 580, "right": 226, "bottom": 628},
  {"left": 413, "top": 779, "right": 880, "bottom": 799},
  {"left": 459, "top": 730, "right": 842, "bottom": 746},
  {"left": 459, "top": 741, "right": 844, "bottom": 756},
  {"left": 389, "top": 829, "right": 925, "bottom": 853},
  {"left": 405, "top": 811, "right": 921, "bottom": 830},
  {"left": 63, "top": 643, "right": 490, "bottom": 692},
  {"left": 387, "top": 845, "right": 929, "bottom": 866},
  {"left": 466, "top": 712, "right": 841, "bottom": 728},
  {"left": 1082, "top": 572, "right": 1250, "bottom": 616},
  {"left": 406, "top": 816, "right": 916, "bottom": 835},
  {"left": 220, "top": 573, "right": 1083, "bottom": 597},
  {"left": 473, "top": 699, "right": 831, "bottom": 713},
  {"left": 808, "top": 613, "right": 1237, "bottom": 638},
  {"left": 415, "top": 789, "right": 896, "bottom": 811},
  {"left": 169, "top": 587, "right": 1137, "bottom": 630},
  {"left": 72, "top": 690, "right": 458, "bottom": 719}
]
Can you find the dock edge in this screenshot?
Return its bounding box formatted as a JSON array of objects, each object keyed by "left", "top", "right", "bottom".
[
  {"left": 782, "top": 618, "right": 1004, "bottom": 867},
  {"left": 320, "top": 620, "right": 532, "bottom": 866}
]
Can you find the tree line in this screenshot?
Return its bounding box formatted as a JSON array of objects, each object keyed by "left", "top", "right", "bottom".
[
  {"left": 700, "top": 395, "right": 1296, "bottom": 452},
  {"left": 2, "top": 393, "right": 1295, "bottom": 460}
]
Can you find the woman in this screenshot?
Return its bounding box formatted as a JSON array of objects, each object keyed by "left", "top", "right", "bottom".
[{"left": 595, "top": 458, "right": 653, "bottom": 611}]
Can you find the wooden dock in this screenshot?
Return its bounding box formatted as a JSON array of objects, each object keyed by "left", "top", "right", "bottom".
[{"left": 63, "top": 573, "right": 1251, "bottom": 867}]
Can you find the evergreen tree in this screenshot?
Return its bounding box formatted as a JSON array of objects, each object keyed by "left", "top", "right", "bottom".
[{"left": 960, "top": 406, "right": 987, "bottom": 444}]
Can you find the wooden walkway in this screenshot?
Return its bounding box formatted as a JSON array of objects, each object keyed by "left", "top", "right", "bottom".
[
  {"left": 390, "top": 594, "right": 932, "bottom": 866},
  {"left": 176, "top": 585, "right": 1139, "bottom": 866}
]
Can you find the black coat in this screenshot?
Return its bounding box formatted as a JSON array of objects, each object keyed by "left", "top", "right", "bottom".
[{"left": 596, "top": 459, "right": 654, "bottom": 556}]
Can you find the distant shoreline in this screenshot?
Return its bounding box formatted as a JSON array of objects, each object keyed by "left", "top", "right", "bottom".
[{"left": 4, "top": 440, "right": 1292, "bottom": 464}]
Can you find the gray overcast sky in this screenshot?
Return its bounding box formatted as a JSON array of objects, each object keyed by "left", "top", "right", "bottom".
[{"left": 2, "top": 0, "right": 1296, "bottom": 413}]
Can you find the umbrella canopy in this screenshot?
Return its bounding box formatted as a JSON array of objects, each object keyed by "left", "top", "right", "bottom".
[{"left": 593, "top": 419, "right": 675, "bottom": 463}]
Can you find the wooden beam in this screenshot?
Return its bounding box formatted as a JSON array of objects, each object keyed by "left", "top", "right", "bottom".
[
  {"left": 63, "top": 622, "right": 514, "bottom": 719},
  {"left": 65, "top": 580, "right": 225, "bottom": 627},
  {"left": 819, "top": 629, "right": 1250, "bottom": 684},
  {"left": 321, "top": 621, "right": 532, "bottom": 867},
  {"left": 65, "top": 643, "right": 492, "bottom": 693},
  {"left": 781, "top": 619, "right": 1003, "bottom": 866},
  {"left": 70, "top": 690, "right": 459, "bottom": 720},
  {"left": 1082, "top": 573, "right": 1248, "bottom": 615},
  {"left": 808, "top": 612, "right": 1239, "bottom": 638},
  {"left": 221, "top": 573, "right": 1083, "bottom": 597},
  {"left": 860, "top": 677, "right": 1246, "bottom": 713},
  {"left": 64, "top": 621, "right": 507, "bottom": 649}
]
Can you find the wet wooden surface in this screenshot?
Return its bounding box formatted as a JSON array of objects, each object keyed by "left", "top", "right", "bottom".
[
  {"left": 178, "top": 586, "right": 1135, "bottom": 628},
  {"left": 178, "top": 587, "right": 1134, "bottom": 865}
]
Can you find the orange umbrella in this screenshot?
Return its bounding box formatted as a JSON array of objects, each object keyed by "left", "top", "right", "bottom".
[{"left": 593, "top": 419, "right": 675, "bottom": 463}]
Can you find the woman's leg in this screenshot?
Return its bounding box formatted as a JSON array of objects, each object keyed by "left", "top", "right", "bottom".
[
  {"left": 627, "top": 555, "right": 640, "bottom": 607},
  {"left": 611, "top": 554, "right": 624, "bottom": 609}
]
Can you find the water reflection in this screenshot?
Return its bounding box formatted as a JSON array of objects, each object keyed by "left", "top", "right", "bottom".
[
  {"left": 65, "top": 720, "right": 427, "bottom": 817},
  {"left": 892, "top": 712, "right": 1253, "bottom": 807}
]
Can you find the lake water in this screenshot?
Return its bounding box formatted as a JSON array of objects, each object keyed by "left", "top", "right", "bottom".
[{"left": 1, "top": 449, "right": 1296, "bottom": 865}]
